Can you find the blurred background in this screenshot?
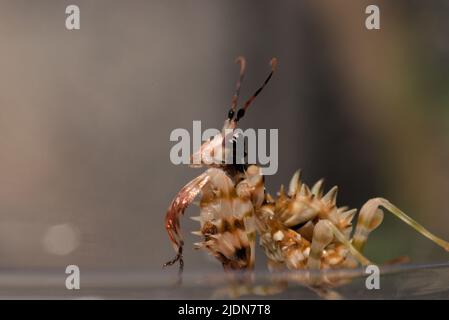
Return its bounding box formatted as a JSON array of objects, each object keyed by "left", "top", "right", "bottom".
[{"left": 0, "top": 0, "right": 448, "bottom": 281}]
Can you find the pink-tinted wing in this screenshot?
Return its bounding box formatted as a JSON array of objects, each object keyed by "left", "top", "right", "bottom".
[{"left": 165, "top": 172, "right": 210, "bottom": 253}]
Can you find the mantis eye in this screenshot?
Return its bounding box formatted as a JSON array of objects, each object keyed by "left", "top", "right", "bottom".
[
  {"left": 235, "top": 108, "right": 245, "bottom": 121},
  {"left": 227, "top": 109, "right": 235, "bottom": 120}
]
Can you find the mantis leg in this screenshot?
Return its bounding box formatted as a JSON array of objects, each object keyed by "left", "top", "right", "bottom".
[
  {"left": 352, "top": 198, "right": 449, "bottom": 253},
  {"left": 307, "top": 220, "right": 371, "bottom": 270},
  {"left": 164, "top": 172, "right": 210, "bottom": 273}
]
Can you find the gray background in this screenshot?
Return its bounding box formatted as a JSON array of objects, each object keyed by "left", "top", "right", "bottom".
[{"left": 0, "top": 0, "right": 449, "bottom": 277}]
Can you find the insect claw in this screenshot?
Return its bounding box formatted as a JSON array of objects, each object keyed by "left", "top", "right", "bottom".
[
  {"left": 163, "top": 246, "right": 184, "bottom": 274},
  {"left": 191, "top": 230, "right": 203, "bottom": 236}
]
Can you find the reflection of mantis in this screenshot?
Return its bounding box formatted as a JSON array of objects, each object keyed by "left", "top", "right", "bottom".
[{"left": 163, "top": 57, "right": 449, "bottom": 291}]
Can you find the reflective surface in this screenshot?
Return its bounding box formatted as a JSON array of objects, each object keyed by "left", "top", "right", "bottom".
[{"left": 1, "top": 262, "right": 448, "bottom": 299}]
